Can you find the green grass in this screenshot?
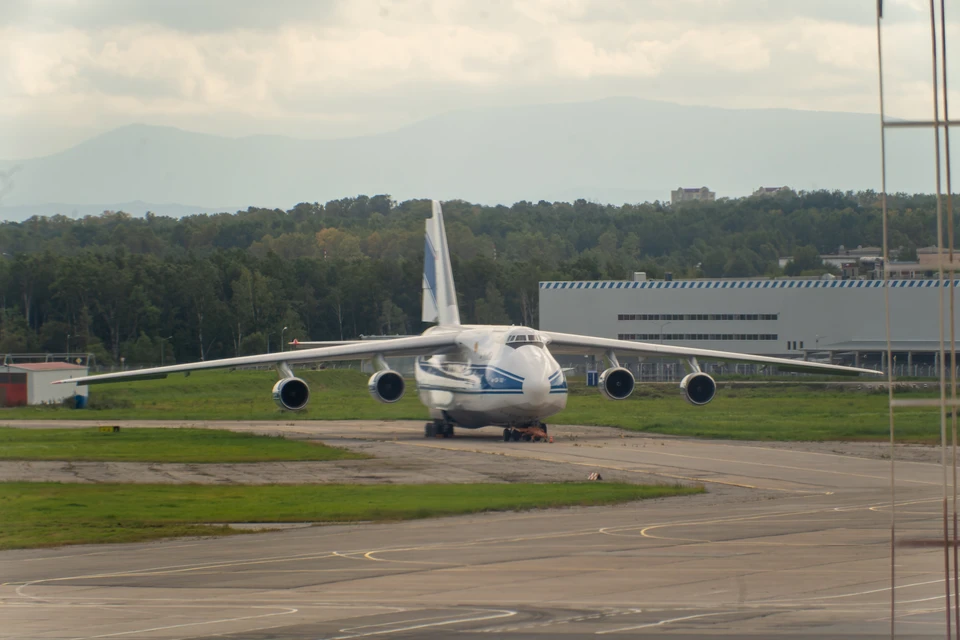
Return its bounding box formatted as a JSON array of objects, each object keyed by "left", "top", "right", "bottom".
[
  {"left": 0, "top": 369, "right": 943, "bottom": 442},
  {"left": 4, "top": 369, "right": 430, "bottom": 421},
  {"left": 0, "top": 482, "right": 702, "bottom": 549},
  {"left": 559, "top": 384, "right": 940, "bottom": 442},
  {"left": 0, "top": 427, "right": 367, "bottom": 462}
]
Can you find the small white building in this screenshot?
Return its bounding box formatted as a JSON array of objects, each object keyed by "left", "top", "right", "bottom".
[{"left": 0, "top": 363, "right": 89, "bottom": 406}]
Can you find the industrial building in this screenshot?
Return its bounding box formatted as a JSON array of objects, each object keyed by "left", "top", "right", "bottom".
[
  {"left": 539, "top": 276, "right": 959, "bottom": 377},
  {"left": 670, "top": 187, "right": 715, "bottom": 204},
  {"left": 0, "top": 362, "right": 89, "bottom": 406}
]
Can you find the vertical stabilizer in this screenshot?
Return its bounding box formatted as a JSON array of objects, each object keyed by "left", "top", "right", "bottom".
[{"left": 422, "top": 200, "right": 461, "bottom": 326}]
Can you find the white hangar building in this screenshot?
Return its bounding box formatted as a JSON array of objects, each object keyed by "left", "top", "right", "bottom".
[
  {"left": 539, "top": 277, "right": 960, "bottom": 375},
  {"left": 0, "top": 362, "right": 89, "bottom": 406}
]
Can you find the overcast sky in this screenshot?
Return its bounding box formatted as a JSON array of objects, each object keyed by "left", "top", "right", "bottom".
[{"left": 0, "top": 0, "right": 951, "bottom": 158}]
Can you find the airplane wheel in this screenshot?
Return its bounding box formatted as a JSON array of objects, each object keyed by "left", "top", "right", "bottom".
[
  {"left": 503, "top": 428, "right": 512, "bottom": 442},
  {"left": 424, "top": 422, "right": 435, "bottom": 438},
  {"left": 521, "top": 433, "right": 532, "bottom": 442},
  {"left": 511, "top": 430, "right": 521, "bottom": 442},
  {"left": 541, "top": 424, "right": 548, "bottom": 435},
  {"left": 442, "top": 424, "right": 453, "bottom": 438},
  {"left": 533, "top": 435, "right": 542, "bottom": 443}
]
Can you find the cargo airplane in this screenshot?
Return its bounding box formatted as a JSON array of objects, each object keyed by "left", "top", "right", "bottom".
[{"left": 59, "top": 201, "right": 880, "bottom": 441}]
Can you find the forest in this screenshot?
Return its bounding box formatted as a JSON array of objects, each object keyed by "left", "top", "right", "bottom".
[{"left": 0, "top": 190, "right": 944, "bottom": 366}]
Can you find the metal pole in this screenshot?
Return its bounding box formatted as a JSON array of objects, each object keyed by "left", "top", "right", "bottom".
[
  {"left": 937, "top": 0, "right": 960, "bottom": 628},
  {"left": 922, "top": 0, "right": 954, "bottom": 634},
  {"left": 875, "top": 3, "right": 897, "bottom": 635},
  {"left": 160, "top": 336, "right": 172, "bottom": 367}
]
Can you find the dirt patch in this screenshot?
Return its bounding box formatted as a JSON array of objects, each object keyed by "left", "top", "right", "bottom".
[
  {"left": 0, "top": 418, "right": 941, "bottom": 486},
  {"left": 0, "top": 422, "right": 648, "bottom": 485}
]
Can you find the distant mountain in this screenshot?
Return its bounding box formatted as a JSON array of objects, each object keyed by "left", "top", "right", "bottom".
[{"left": 0, "top": 97, "right": 934, "bottom": 219}]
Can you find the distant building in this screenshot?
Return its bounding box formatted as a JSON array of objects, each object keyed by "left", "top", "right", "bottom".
[
  {"left": 0, "top": 362, "right": 88, "bottom": 406},
  {"left": 779, "top": 245, "right": 884, "bottom": 272},
  {"left": 752, "top": 186, "right": 792, "bottom": 196},
  {"left": 671, "top": 187, "right": 715, "bottom": 204},
  {"left": 540, "top": 276, "right": 960, "bottom": 375}
]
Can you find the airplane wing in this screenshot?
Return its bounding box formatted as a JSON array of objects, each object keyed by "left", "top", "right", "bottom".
[
  {"left": 289, "top": 339, "right": 363, "bottom": 348},
  {"left": 542, "top": 331, "right": 882, "bottom": 377},
  {"left": 57, "top": 334, "right": 460, "bottom": 386}
]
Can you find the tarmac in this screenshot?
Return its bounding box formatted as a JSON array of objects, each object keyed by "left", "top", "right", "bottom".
[{"left": 0, "top": 419, "right": 955, "bottom": 638}]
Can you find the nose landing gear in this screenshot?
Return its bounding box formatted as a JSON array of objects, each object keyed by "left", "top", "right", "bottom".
[{"left": 503, "top": 423, "right": 549, "bottom": 443}]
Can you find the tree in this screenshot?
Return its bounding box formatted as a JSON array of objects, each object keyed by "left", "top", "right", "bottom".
[
  {"left": 724, "top": 250, "right": 759, "bottom": 278},
  {"left": 899, "top": 244, "right": 919, "bottom": 261},
  {"left": 701, "top": 249, "right": 728, "bottom": 278},
  {"left": 784, "top": 244, "right": 823, "bottom": 276},
  {"left": 378, "top": 300, "right": 407, "bottom": 335},
  {"left": 474, "top": 283, "right": 510, "bottom": 324},
  {"left": 316, "top": 228, "right": 363, "bottom": 261}
]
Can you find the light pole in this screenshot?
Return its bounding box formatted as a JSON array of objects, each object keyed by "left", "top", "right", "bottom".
[
  {"left": 281, "top": 326, "right": 288, "bottom": 352},
  {"left": 657, "top": 320, "right": 673, "bottom": 344},
  {"left": 66, "top": 333, "right": 71, "bottom": 358},
  {"left": 657, "top": 320, "right": 673, "bottom": 381},
  {"left": 160, "top": 335, "right": 172, "bottom": 367}
]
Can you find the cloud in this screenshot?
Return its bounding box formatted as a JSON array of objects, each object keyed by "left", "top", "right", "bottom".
[{"left": 0, "top": 0, "right": 949, "bottom": 158}]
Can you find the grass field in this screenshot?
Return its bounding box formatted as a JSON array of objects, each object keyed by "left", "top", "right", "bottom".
[
  {"left": 560, "top": 384, "right": 940, "bottom": 442},
  {"left": 0, "top": 427, "right": 367, "bottom": 462},
  {"left": 0, "top": 482, "right": 702, "bottom": 549},
  {"left": 0, "top": 369, "right": 941, "bottom": 442}
]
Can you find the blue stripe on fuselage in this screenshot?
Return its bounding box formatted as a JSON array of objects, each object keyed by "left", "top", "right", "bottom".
[
  {"left": 416, "top": 358, "right": 525, "bottom": 391},
  {"left": 416, "top": 385, "right": 525, "bottom": 395}
]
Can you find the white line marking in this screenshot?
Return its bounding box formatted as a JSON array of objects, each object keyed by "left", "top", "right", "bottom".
[
  {"left": 339, "top": 611, "right": 490, "bottom": 632},
  {"left": 67, "top": 606, "right": 298, "bottom": 640},
  {"left": 321, "top": 609, "right": 516, "bottom": 639},
  {"left": 596, "top": 611, "right": 737, "bottom": 634}
]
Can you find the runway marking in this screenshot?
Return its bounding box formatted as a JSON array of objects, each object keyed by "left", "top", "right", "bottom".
[
  {"left": 320, "top": 608, "right": 517, "bottom": 639},
  {"left": 9, "top": 551, "right": 345, "bottom": 598},
  {"left": 777, "top": 579, "right": 945, "bottom": 602},
  {"left": 361, "top": 549, "right": 455, "bottom": 565},
  {"left": 65, "top": 605, "right": 298, "bottom": 640},
  {"left": 600, "top": 499, "right": 946, "bottom": 548},
  {"left": 18, "top": 542, "right": 204, "bottom": 563},
  {"left": 473, "top": 608, "right": 644, "bottom": 633},
  {"left": 339, "top": 610, "right": 501, "bottom": 632},
  {"left": 601, "top": 504, "right": 837, "bottom": 540},
  {"left": 609, "top": 447, "right": 942, "bottom": 487},
  {"left": 397, "top": 441, "right": 822, "bottom": 494},
  {"left": 596, "top": 611, "right": 741, "bottom": 634}
]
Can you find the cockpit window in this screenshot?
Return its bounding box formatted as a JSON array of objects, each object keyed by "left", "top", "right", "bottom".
[{"left": 506, "top": 333, "right": 543, "bottom": 348}]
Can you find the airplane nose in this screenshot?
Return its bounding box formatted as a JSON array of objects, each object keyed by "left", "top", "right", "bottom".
[{"left": 522, "top": 374, "right": 550, "bottom": 403}]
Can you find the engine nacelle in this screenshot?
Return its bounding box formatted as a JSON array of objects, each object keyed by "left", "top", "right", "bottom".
[
  {"left": 599, "top": 367, "right": 635, "bottom": 400},
  {"left": 368, "top": 370, "right": 405, "bottom": 404},
  {"left": 680, "top": 372, "right": 717, "bottom": 406},
  {"left": 272, "top": 377, "right": 310, "bottom": 411}
]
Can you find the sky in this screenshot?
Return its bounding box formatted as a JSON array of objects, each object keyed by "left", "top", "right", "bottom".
[{"left": 0, "top": 0, "right": 952, "bottom": 159}]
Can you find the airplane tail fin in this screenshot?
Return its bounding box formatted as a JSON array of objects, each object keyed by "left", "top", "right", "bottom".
[{"left": 422, "top": 200, "right": 461, "bottom": 326}]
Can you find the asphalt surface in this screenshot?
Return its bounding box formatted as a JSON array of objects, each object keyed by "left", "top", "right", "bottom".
[{"left": 0, "top": 420, "right": 954, "bottom": 639}]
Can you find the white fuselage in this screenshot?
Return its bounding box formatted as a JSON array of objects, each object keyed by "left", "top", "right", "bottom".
[{"left": 415, "top": 326, "right": 567, "bottom": 428}]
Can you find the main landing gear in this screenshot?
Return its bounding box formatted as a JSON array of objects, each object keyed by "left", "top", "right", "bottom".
[
  {"left": 503, "top": 423, "right": 549, "bottom": 443},
  {"left": 425, "top": 419, "right": 454, "bottom": 438}
]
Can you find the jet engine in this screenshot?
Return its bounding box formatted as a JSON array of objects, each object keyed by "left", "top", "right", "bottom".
[
  {"left": 680, "top": 372, "right": 717, "bottom": 406},
  {"left": 599, "top": 367, "right": 635, "bottom": 400},
  {"left": 272, "top": 377, "right": 310, "bottom": 411},
  {"left": 368, "top": 370, "right": 405, "bottom": 403}
]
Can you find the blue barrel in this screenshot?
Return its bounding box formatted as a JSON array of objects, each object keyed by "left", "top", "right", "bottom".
[
  {"left": 586, "top": 370, "right": 598, "bottom": 387},
  {"left": 74, "top": 395, "right": 87, "bottom": 409}
]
